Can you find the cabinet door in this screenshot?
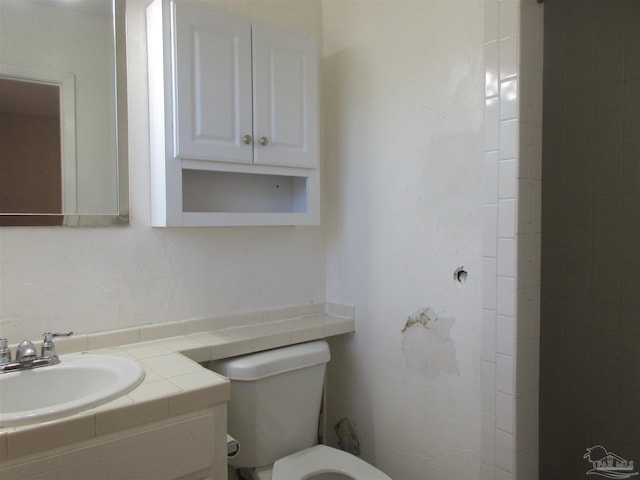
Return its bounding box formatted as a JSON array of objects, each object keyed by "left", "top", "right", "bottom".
[
  {"left": 252, "top": 25, "right": 319, "bottom": 169},
  {"left": 173, "top": 2, "right": 253, "bottom": 164}
]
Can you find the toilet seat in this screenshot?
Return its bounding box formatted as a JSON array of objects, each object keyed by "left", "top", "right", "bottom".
[{"left": 272, "top": 445, "right": 392, "bottom": 480}]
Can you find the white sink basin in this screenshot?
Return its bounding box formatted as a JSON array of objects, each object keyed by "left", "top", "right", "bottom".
[{"left": 0, "top": 354, "right": 145, "bottom": 427}]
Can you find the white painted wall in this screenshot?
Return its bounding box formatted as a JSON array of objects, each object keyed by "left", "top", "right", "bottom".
[
  {"left": 322, "top": 2, "right": 485, "bottom": 479},
  {"left": 0, "top": 0, "right": 326, "bottom": 341}
]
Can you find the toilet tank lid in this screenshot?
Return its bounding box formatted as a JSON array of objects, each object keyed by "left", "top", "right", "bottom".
[{"left": 211, "top": 341, "right": 331, "bottom": 381}]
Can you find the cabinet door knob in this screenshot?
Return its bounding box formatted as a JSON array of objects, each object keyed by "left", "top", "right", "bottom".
[
  {"left": 259, "top": 136, "right": 269, "bottom": 147},
  {"left": 242, "top": 134, "right": 252, "bottom": 145}
]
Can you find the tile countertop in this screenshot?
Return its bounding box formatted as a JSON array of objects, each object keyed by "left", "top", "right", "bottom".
[{"left": 0, "top": 313, "right": 355, "bottom": 463}]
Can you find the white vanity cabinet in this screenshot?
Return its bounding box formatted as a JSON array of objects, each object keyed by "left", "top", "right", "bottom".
[{"left": 147, "top": 0, "right": 320, "bottom": 226}]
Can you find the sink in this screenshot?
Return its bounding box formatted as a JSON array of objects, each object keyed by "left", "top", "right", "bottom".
[{"left": 0, "top": 354, "right": 145, "bottom": 427}]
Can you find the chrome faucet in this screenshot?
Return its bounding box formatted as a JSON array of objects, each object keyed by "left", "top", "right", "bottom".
[
  {"left": 0, "top": 331, "right": 73, "bottom": 373},
  {"left": 15, "top": 340, "right": 38, "bottom": 363}
]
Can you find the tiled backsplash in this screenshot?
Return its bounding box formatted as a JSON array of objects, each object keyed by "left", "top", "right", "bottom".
[{"left": 5, "top": 302, "right": 353, "bottom": 357}]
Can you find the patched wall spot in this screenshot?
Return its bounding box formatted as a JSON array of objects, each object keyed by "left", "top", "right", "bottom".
[{"left": 401, "top": 308, "right": 459, "bottom": 379}]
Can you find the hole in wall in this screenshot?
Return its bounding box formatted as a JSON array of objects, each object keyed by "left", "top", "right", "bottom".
[{"left": 454, "top": 266, "right": 468, "bottom": 287}]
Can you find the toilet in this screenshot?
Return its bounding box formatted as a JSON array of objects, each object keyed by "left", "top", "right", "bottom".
[{"left": 210, "top": 341, "right": 392, "bottom": 480}]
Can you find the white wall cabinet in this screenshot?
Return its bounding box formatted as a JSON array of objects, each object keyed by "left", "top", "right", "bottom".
[{"left": 147, "top": 0, "right": 319, "bottom": 226}]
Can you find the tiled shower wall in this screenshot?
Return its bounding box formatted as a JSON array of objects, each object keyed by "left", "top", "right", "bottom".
[
  {"left": 482, "top": 1, "right": 543, "bottom": 479},
  {"left": 540, "top": 0, "right": 640, "bottom": 478}
]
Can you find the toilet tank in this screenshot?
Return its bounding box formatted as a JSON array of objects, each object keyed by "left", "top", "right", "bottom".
[{"left": 210, "top": 341, "right": 331, "bottom": 469}]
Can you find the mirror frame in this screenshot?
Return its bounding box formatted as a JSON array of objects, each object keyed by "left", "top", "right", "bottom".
[{"left": 0, "top": 0, "right": 129, "bottom": 227}]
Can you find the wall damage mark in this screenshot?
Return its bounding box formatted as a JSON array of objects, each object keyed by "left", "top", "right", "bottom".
[
  {"left": 401, "top": 308, "right": 433, "bottom": 333},
  {"left": 401, "top": 308, "right": 459, "bottom": 379},
  {"left": 454, "top": 266, "right": 468, "bottom": 286},
  {"left": 334, "top": 417, "right": 361, "bottom": 456}
]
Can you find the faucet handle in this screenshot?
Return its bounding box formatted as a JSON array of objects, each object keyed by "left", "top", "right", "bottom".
[
  {"left": 0, "top": 338, "right": 11, "bottom": 363},
  {"left": 42, "top": 331, "right": 73, "bottom": 359},
  {"left": 43, "top": 331, "right": 74, "bottom": 342}
]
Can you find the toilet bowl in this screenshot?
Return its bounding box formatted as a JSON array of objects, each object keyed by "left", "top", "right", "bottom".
[
  {"left": 272, "top": 445, "right": 392, "bottom": 480},
  {"left": 236, "top": 445, "right": 392, "bottom": 480},
  {"left": 210, "top": 341, "right": 392, "bottom": 480}
]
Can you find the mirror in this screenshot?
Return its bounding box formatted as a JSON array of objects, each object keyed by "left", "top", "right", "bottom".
[{"left": 0, "top": 0, "right": 128, "bottom": 226}]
